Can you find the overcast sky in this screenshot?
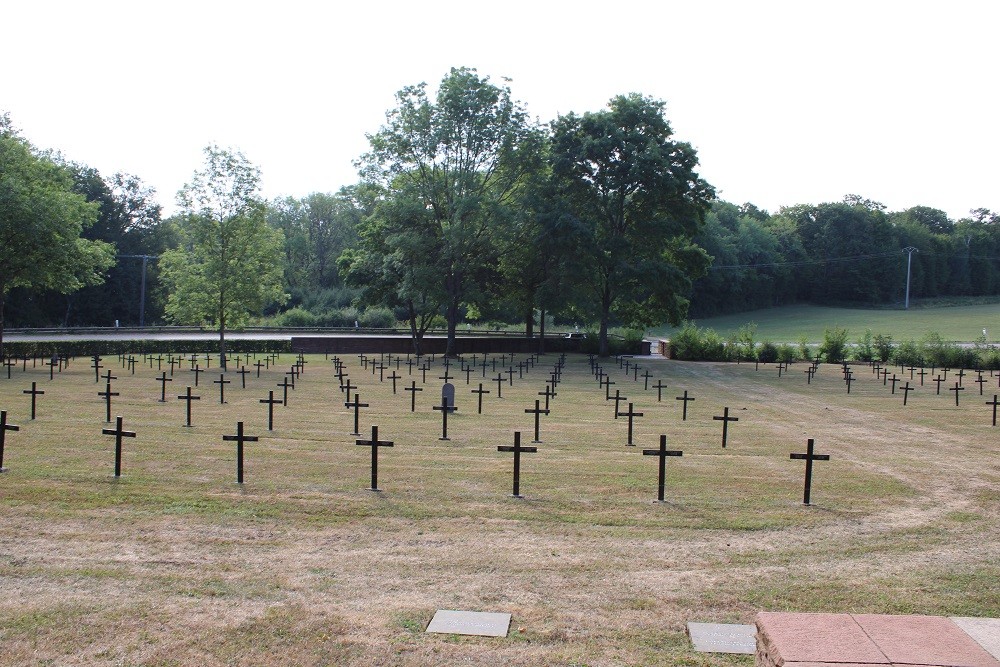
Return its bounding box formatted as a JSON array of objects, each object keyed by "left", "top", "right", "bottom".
[{"left": 4, "top": 1, "right": 997, "bottom": 220}]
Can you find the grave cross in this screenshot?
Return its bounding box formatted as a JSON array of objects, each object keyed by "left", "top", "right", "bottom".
[
  {"left": 632, "top": 365, "right": 640, "bottom": 382},
  {"left": 974, "top": 374, "right": 986, "bottom": 395},
  {"left": 641, "top": 370, "right": 653, "bottom": 391},
  {"left": 277, "top": 377, "right": 293, "bottom": 406},
  {"left": 3, "top": 357, "right": 15, "bottom": 379},
  {"left": 98, "top": 382, "right": 120, "bottom": 423},
  {"left": 356, "top": 425, "right": 394, "bottom": 492},
  {"left": 388, "top": 371, "right": 401, "bottom": 394},
  {"left": 617, "top": 402, "right": 644, "bottom": 446},
  {"left": 538, "top": 385, "right": 556, "bottom": 411},
  {"left": 22, "top": 381, "right": 44, "bottom": 419},
  {"left": 493, "top": 374, "right": 505, "bottom": 399},
  {"left": 934, "top": 374, "right": 944, "bottom": 395},
  {"left": 92, "top": 355, "right": 104, "bottom": 383},
  {"left": 675, "top": 390, "right": 694, "bottom": 420},
  {"left": 260, "top": 391, "right": 281, "bottom": 430},
  {"left": 152, "top": 372, "right": 172, "bottom": 402},
  {"left": 790, "top": 438, "right": 830, "bottom": 505},
  {"left": 497, "top": 431, "right": 536, "bottom": 498},
  {"left": 525, "top": 399, "right": 550, "bottom": 443},
  {"left": 987, "top": 395, "right": 999, "bottom": 427},
  {"left": 236, "top": 365, "right": 250, "bottom": 389},
  {"left": 917, "top": 368, "right": 928, "bottom": 386},
  {"left": 888, "top": 374, "right": 900, "bottom": 394},
  {"left": 805, "top": 367, "right": 815, "bottom": 385},
  {"left": 102, "top": 415, "right": 136, "bottom": 478},
  {"left": 191, "top": 364, "right": 203, "bottom": 387},
  {"left": 950, "top": 382, "right": 964, "bottom": 406},
  {"left": 652, "top": 380, "right": 668, "bottom": 402},
  {"left": 463, "top": 366, "right": 473, "bottom": 385},
  {"left": 956, "top": 368, "right": 966, "bottom": 386},
  {"left": 845, "top": 372, "right": 854, "bottom": 394},
  {"left": 471, "top": 383, "right": 490, "bottom": 414},
  {"left": 0, "top": 410, "right": 20, "bottom": 472},
  {"left": 214, "top": 374, "right": 231, "bottom": 404},
  {"left": 610, "top": 389, "right": 626, "bottom": 420},
  {"left": 506, "top": 367, "right": 516, "bottom": 386},
  {"left": 253, "top": 360, "right": 265, "bottom": 378},
  {"left": 342, "top": 379, "right": 358, "bottom": 404},
  {"left": 404, "top": 381, "right": 423, "bottom": 412},
  {"left": 223, "top": 421, "right": 258, "bottom": 484},
  {"left": 901, "top": 381, "right": 915, "bottom": 406},
  {"left": 433, "top": 397, "right": 456, "bottom": 441},
  {"left": 345, "top": 394, "right": 369, "bottom": 436},
  {"left": 177, "top": 386, "right": 201, "bottom": 427},
  {"left": 168, "top": 356, "right": 180, "bottom": 377},
  {"left": 713, "top": 407, "right": 739, "bottom": 448},
  {"left": 47, "top": 357, "right": 59, "bottom": 380},
  {"left": 601, "top": 376, "right": 615, "bottom": 400},
  {"left": 643, "top": 435, "right": 683, "bottom": 502}
]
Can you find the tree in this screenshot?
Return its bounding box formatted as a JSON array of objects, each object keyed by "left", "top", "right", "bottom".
[
  {"left": 357, "top": 67, "right": 545, "bottom": 355},
  {"left": 0, "top": 113, "right": 115, "bottom": 357},
  {"left": 550, "top": 94, "right": 715, "bottom": 356},
  {"left": 159, "top": 145, "right": 286, "bottom": 369}
]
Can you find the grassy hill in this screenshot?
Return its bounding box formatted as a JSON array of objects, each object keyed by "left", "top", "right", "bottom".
[{"left": 649, "top": 301, "right": 1000, "bottom": 343}]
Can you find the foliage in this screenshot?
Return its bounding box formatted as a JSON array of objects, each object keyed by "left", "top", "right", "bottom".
[
  {"left": 873, "top": 333, "right": 894, "bottom": 362},
  {"left": 757, "top": 341, "right": 779, "bottom": 363},
  {"left": 160, "top": 145, "right": 287, "bottom": 368},
  {"left": 819, "top": 327, "right": 849, "bottom": 363},
  {"left": 550, "top": 93, "right": 715, "bottom": 356},
  {"left": 358, "top": 307, "right": 397, "bottom": 329},
  {"left": 776, "top": 343, "right": 798, "bottom": 363},
  {"left": 892, "top": 339, "right": 923, "bottom": 367},
  {"left": 670, "top": 322, "right": 728, "bottom": 361},
  {"left": 855, "top": 329, "right": 875, "bottom": 362},
  {"left": 0, "top": 116, "right": 115, "bottom": 357}
]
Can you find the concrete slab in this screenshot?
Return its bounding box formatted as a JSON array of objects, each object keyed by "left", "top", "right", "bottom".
[
  {"left": 687, "top": 622, "right": 756, "bottom": 653},
  {"left": 756, "top": 612, "right": 889, "bottom": 664},
  {"left": 853, "top": 614, "right": 1000, "bottom": 667},
  {"left": 952, "top": 618, "right": 1000, "bottom": 661},
  {"left": 425, "top": 609, "right": 511, "bottom": 637}
]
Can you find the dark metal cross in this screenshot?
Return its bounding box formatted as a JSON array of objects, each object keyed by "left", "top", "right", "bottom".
[
  {"left": 102, "top": 415, "right": 136, "bottom": 478},
  {"left": 987, "top": 395, "right": 999, "bottom": 427},
  {"left": 642, "top": 435, "right": 682, "bottom": 502},
  {"left": 388, "top": 371, "right": 401, "bottom": 394},
  {"left": 342, "top": 379, "right": 358, "bottom": 404},
  {"left": 805, "top": 367, "right": 815, "bottom": 384},
  {"left": 538, "top": 385, "right": 556, "bottom": 411},
  {"left": 404, "top": 381, "right": 422, "bottom": 412},
  {"left": 790, "top": 438, "right": 830, "bottom": 505},
  {"left": 493, "top": 374, "right": 505, "bottom": 399},
  {"left": 92, "top": 355, "right": 103, "bottom": 383},
  {"left": 652, "top": 380, "right": 667, "bottom": 402},
  {"left": 0, "top": 410, "right": 20, "bottom": 472},
  {"left": 675, "top": 390, "right": 694, "bottom": 420},
  {"left": 901, "top": 381, "right": 915, "bottom": 406},
  {"left": 713, "top": 407, "right": 739, "bottom": 448},
  {"left": 506, "top": 367, "right": 516, "bottom": 386},
  {"left": 956, "top": 368, "right": 966, "bottom": 386},
  {"left": 610, "top": 389, "right": 626, "bottom": 420},
  {"left": 47, "top": 357, "right": 59, "bottom": 381},
  {"left": 214, "top": 374, "right": 231, "bottom": 404},
  {"left": 617, "top": 402, "right": 644, "bottom": 446},
  {"left": 277, "top": 378, "right": 293, "bottom": 406},
  {"left": 98, "top": 382, "right": 120, "bottom": 423},
  {"left": 438, "top": 368, "right": 453, "bottom": 383},
  {"left": 433, "top": 398, "right": 455, "bottom": 441},
  {"left": 177, "top": 386, "right": 200, "bottom": 427},
  {"left": 223, "top": 421, "right": 258, "bottom": 484},
  {"left": 934, "top": 375, "right": 944, "bottom": 395},
  {"left": 601, "top": 376, "right": 615, "bottom": 399},
  {"left": 950, "top": 382, "right": 965, "bottom": 406},
  {"left": 845, "top": 372, "right": 854, "bottom": 394},
  {"left": 156, "top": 372, "right": 173, "bottom": 402},
  {"left": 23, "top": 381, "right": 44, "bottom": 419},
  {"left": 641, "top": 370, "right": 653, "bottom": 390},
  {"left": 344, "top": 394, "right": 369, "bottom": 436},
  {"left": 471, "top": 383, "right": 490, "bottom": 414},
  {"left": 498, "top": 431, "right": 537, "bottom": 498},
  {"left": 260, "top": 390, "right": 281, "bottom": 430},
  {"left": 525, "top": 399, "right": 550, "bottom": 443},
  {"left": 191, "top": 364, "right": 203, "bottom": 387},
  {"left": 974, "top": 374, "right": 986, "bottom": 395},
  {"left": 888, "top": 374, "right": 900, "bottom": 394},
  {"left": 917, "top": 368, "right": 928, "bottom": 386},
  {"left": 254, "top": 360, "right": 265, "bottom": 378},
  {"left": 356, "top": 425, "right": 394, "bottom": 492},
  {"left": 236, "top": 365, "right": 250, "bottom": 389}
]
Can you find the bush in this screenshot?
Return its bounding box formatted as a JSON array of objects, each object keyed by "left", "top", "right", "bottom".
[
  {"left": 855, "top": 329, "right": 874, "bottom": 362},
  {"left": 278, "top": 307, "right": 319, "bottom": 328},
  {"left": 820, "top": 327, "right": 849, "bottom": 363},
  {"left": 359, "top": 307, "right": 397, "bottom": 329},
  {"left": 758, "top": 341, "right": 778, "bottom": 363},
  {"left": 873, "top": 333, "right": 894, "bottom": 362},
  {"left": 670, "top": 322, "right": 728, "bottom": 361},
  {"left": 892, "top": 339, "right": 923, "bottom": 367},
  {"left": 777, "top": 343, "right": 798, "bottom": 363}
]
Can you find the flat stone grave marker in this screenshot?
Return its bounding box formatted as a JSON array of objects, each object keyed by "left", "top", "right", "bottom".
[
  {"left": 426, "top": 610, "right": 511, "bottom": 638},
  {"left": 686, "top": 622, "right": 756, "bottom": 654}
]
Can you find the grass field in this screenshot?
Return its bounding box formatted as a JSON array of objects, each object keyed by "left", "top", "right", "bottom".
[
  {"left": 649, "top": 301, "right": 1000, "bottom": 343},
  {"left": 0, "top": 352, "right": 997, "bottom": 665}
]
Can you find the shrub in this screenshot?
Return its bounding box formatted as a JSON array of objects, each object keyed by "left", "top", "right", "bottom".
[
  {"left": 359, "top": 307, "right": 396, "bottom": 329},
  {"left": 855, "top": 329, "right": 874, "bottom": 362},
  {"left": 820, "top": 327, "right": 849, "bottom": 363},
  {"left": 892, "top": 339, "right": 923, "bottom": 367},
  {"left": 670, "top": 322, "right": 728, "bottom": 361},
  {"left": 758, "top": 341, "right": 778, "bottom": 363},
  {"left": 873, "top": 333, "right": 894, "bottom": 362},
  {"left": 278, "top": 307, "right": 319, "bottom": 328},
  {"left": 777, "top": 343, "right": 797, "bottom": 363}
]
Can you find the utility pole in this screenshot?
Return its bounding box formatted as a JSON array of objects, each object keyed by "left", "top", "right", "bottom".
[{"left": 902, "top": 246, "right": 918, "bottom": 310}]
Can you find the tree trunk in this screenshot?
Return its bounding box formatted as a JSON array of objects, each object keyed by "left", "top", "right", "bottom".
[
  {"left": 219, "top": 298, "right": 228, "bottom": 371},
  {"left": 445, "top": 273, "right": 460, "bottom": 358},
  {"left": 538, "top": 308, "right": 546, "bottom": 355},
  {"left": 525, "top": 301, "right": 534, "bottom": 339},
  {"left": 0, "top": 290, "right": 6, "bottom": 361},
  {"left": 407, "top": 302, "right": 422, "bottom": 357},
  {"left": 598, "top": 283, "right": 612, "bottom": 357}
]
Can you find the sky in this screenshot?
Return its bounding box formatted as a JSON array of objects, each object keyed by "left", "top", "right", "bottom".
[{"left": 3, "top": 1, "right": 998, "bottom": 220}]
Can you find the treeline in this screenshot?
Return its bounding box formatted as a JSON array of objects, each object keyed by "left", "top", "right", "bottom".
[{"left": 689, "top": 197, "right": 1000, "bottom": 317}]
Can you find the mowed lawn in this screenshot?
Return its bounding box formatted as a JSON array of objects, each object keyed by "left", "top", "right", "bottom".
[
  {"left": 0, "top": 352, "right": 997, "bottom": 666},
  {"left": 650, "top": 302, "right": 1000, "bottom": 343}
]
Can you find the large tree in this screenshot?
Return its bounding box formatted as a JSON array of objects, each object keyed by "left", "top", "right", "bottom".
[
  {"left": 0, "top": 114, "right": 115, "bottom": 357},
  {"left": 550, "top": 94, "right": 716, "bottom": 356},
  {"left": 357, "top": 67, "right": 545, "bottom": 355},
  {"left": 160, "top": 145, "right": 286, "bottom": 369}
]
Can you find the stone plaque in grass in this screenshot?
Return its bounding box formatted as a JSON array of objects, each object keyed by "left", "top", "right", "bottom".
[
  {"left": 426, "top": 610, "right": 511, "bottom": 637},
  {"left": 686, "top": 622, "right": 756, "bottom": 654}
]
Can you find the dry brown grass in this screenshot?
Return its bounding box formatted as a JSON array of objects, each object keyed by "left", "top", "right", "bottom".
[{"left": 0, "top": 352, "right": 997, "bottom": 666}]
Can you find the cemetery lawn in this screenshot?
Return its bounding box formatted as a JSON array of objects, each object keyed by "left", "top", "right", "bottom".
[
  {"left": 0, "top": 353, "right": 997, "bottom": 666},
  {"left": 650, "top": 300, "right": 1000, "bottom": 342}
]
